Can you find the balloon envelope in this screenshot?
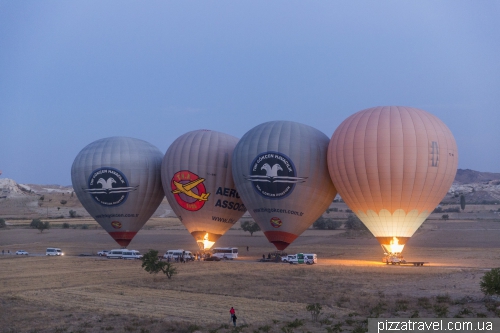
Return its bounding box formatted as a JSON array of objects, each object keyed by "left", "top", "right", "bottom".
[
  {"left": 232, "top": 121, "right": 337, "bottom": 250},
  {"left": 327, "top": 106, "right": 458, "bottom": 253},
  {"left": 162, "top": 130, "right": 246, "bottom": 250},
  {"left": 71, "top": 137, "right": 164, "bottom": 247}
]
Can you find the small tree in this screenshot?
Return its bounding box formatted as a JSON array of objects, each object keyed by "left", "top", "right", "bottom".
[
  {"left": 442, "top": 214, "right": 449, "bottom": 221},
  {"left": 306, "top": 303, "right": 322, "bottom": 322},
  {"left": 480, "top": 268, "right": 500, "bottom": 296},
  {"left": 241, "top": 221, "right": 261, "bottom": 236},
  {"left": 141, "top": 249, "right": 177, "bottom": 279},
  {"left": 37, "top": 221, "right": 50, "bottom": 233},
  {"left": 0, "top": 218, "right": 6, "bottom": 228},
  {"left": 39, "top": 195, "right": 44, "bottom": 201},
  {"left": 460, "top": 194, "right": 466, "bottom": 211}
]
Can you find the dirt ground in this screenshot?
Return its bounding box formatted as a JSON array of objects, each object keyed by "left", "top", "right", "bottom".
[{"left": 2, "top": 214, "right": 500, "bottom": 333}]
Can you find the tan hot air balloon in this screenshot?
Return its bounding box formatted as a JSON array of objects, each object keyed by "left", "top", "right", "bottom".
[
  {"left": 162, "top": 130, "right": 246, "bottom": 250},
  {"left": 327, "top": 106, "right": 458, "bottom": 254}
]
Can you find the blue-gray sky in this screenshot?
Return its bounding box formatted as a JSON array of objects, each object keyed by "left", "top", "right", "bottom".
[{"left": 1, "top": 1, "right": 499, "bottom": 185}]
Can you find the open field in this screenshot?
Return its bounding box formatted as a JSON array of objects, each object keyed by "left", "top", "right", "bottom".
[{"left": 2, "top": 214, "right": 500, "bottom": 333}]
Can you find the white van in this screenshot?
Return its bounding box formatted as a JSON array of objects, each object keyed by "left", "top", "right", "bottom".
[
  {"left": 46, "top": 248, "right": 64, "bottom": 256},
  {"left": 121, "top": 250, "right": 142, "bottom": 260},
  {"left": 288, "top": 253, "right": 317, "bottom": 264},
  {"left": 304, "top": 253, "right": 318, "bottom": 264},
  {"left": 163, "top": 249, "right": 194, "bottom": 261},
  {"left": 107, "top": 249, "right": 126, "bottom": 259}
]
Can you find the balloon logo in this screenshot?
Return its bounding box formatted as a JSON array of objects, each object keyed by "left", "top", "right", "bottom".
[
  {"left": 170, "top": 170, "right": 210, "bottom": 211},
  {"left": 71, "top": 137, "right": 165, "bottom": 247},
  {"left": 233, "top": 121, "right": 337, "bottom": 250},
  {"left": 327, "top": 106, "right": 458, "bottom": 254},
  {"left": 270, "top": 217, "right": 282, "bottom": 228},
  {"left": 246, "top": 151, "right": 306, "bottom": 199},
  {"left": 86, "top": 167, "right": 135, "bottom": 206},
  {"left": 111, "top": 221, "right": 122, "bottom": 229},
  {"left": 162, "top": 130, "right": 246, "bottom": 250}
]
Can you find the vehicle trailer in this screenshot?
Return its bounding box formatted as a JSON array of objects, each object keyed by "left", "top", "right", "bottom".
[{"left": 383, "top": 254, "right": 427, "bottom": 266}]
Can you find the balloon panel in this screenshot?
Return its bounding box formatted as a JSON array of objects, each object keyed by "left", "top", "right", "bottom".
[
  {"left": 328, "top": 106, "right": 458, "bottom": 241},
  {"left": 162, "top": 130, "right": 245, "bottom": 249},
  {"left": 71, "top": 137, "right": 165, "bottom": 247},
  {"left": 233, "top": 121, "right": 337, "bottom": 250}
]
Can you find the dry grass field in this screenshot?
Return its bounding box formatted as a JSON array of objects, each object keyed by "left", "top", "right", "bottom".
[{"left": 2, "top": 208, "right": 500, "bottom": 332}]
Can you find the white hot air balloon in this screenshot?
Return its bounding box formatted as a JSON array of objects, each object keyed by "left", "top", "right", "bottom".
[
  {"left": 327, "top": 106, "right": 458, "bottom": 254},
  {"left": 232, "top": 121, "right": 337, "bottom": 250},
  {"left": 162, "top": 130, "right": 246, "bottom": 250},
  {"left": 71, "top": 137, "right": 165, "bottom": 247}
]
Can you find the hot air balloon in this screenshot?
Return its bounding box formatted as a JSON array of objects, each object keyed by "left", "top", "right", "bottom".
[
  {"left": 161, "top": 130, "right": 246, "bottom": 250},
  {"left": 327, "top": 106, "right": 458, "bottom": 254},
  {"left": 71, "top": 137, "right": 165, "bottom": 247},
  {"left": 232, "top": 121, "right": 337, "bottom": 250}
]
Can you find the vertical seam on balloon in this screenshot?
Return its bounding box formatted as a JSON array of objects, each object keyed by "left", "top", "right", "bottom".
[
  {"left": 399, "top": 107, "right": 413, "bottom": 238},
  {"left": 395, "top": 107, "right": 405, "bottom": 237},
  {"left": 412, "top": 109, "right": 434, "bottom": 220},
  {"left": 423, "top": 112, "right": 449, "bottom": 215},
  {"left": 343, "top": 112, "right": 362, "bottom": 219}
]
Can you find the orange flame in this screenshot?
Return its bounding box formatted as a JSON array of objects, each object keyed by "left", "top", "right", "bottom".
[{"left": 197, "top": 232, "right": 215, "bottom": 250}]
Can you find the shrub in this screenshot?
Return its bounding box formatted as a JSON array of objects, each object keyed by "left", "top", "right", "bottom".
[
  {"left": 60, "top": 200, "right": 67, "bottom": 205},
  {"left": 313, "top": 217, "right": 342, "bottom": 230},
  {"left": 62, "top": 223, "right": 70, "bottom": 229},
  {"left": 433, "top": 206, "right": 443, "bottom": 213},
  {"left": 69, "top": 210, "right": 77, "bottom": 218},
  {"left": 39, "top": 195, "right": 44, "bottom": 201},
  {"left": 306, "top": 303, "right": 322, "bottom": 321},
  {"left": 441, "top": 214, "right": 449, "bottom": 220},
  {"left": 434, "top": 304, "right": 448, "bottom": 317},
  {"left": 0, "top": 218, "right": 6, "bottom": 228},
  {"left": 81, "top": 224, "right": 88, "bottom": 230},
  {"left": 30, "top": 218, "right": 42, "bottom": 228},
  {"left": 480, "top": 268, "right": 500, "bottom": 296},
  {"left": 344, "top": 215, "right": 367, "bottom": 230}
]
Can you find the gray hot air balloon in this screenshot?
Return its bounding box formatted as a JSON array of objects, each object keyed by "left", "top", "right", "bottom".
[
  {"left": 232, "top": 121, "right": 337, "bottom": 250},
  {"left": 71, "top": 137, "right": 165, "bottom": 247},
  {"left": 162, "top": 130, "right": 246, "bottom": 250}
]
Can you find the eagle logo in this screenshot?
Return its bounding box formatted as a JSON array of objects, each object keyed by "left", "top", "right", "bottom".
[
  {"left": 84, "top": 167, "right": 137, "bottom": 206},
  {"left": 244, "top": 151, "right": 306, "bottom": 199}
]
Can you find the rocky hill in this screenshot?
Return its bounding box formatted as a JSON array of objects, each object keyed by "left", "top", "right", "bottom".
[{"left": 1, "top": 168, "right": 499, "bottom": 218}]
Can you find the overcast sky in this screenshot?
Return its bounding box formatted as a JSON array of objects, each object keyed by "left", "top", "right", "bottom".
[{"left": 1, "top": 1, "right": 499, "bottom": 185}]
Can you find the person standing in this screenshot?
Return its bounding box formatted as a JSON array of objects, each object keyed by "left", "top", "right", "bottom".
[
  {"left": 229, "top": 306, "right": 235, "bottom": 322},
  {"left": 232, "top": 312, "right": 237, "bottom": 327}
]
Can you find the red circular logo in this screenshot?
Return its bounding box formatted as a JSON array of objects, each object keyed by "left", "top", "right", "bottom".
[
  {"left": 171, "top": 170, "right": 210, "bottom": 212},
  {"left": 270, "top": 217, "right": 282, "bottom": 228},
  {"left": 111, "top": 221, "right": 122, "bottom": 229}
]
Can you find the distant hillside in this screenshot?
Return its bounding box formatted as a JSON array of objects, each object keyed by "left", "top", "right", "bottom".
[{"left": 454, "top": 169, "right": 500, "bottom": 185}]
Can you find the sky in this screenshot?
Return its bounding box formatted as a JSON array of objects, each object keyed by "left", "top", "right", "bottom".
[{"left": 1, "top": 1, "right": 499, "bottom": 185}]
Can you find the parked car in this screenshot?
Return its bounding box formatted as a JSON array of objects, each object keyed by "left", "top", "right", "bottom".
[
  {"left": 281, "top": 255, "right": 295, "bottom": 263},
  {"left": 204, "top": 255, "right": 221, "bottom": 261},
  {"left": 46, "top": 248, "right": 64, "bottom": 256},
  {"left": 97, "top": 250, "right": 109, "bottom": 256},
  {"left": 121, "top": 250, "right": 142, "bottom": 260},
  {"left": 15, "top": 250, "right": 29, "bottom": 255}
]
